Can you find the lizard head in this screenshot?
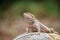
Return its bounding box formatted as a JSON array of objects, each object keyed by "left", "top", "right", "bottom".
[{"left": 23, "top": 12, "right": 35, "bottom": 24}]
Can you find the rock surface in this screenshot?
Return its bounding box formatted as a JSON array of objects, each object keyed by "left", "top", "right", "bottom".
[{"left": 13, "top": 33, "right": 60, "bottom": 40}]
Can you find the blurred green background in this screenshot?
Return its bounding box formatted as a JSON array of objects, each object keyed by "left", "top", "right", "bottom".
[
  {"left": 0, "top": 0, "right": 60, "bottom": 40},
  {"left": 0, "top": 0, "right": 60, "bottom": 19}
]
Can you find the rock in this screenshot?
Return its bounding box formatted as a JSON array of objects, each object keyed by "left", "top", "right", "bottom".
[{"left": 13, "top": 32, "right": 60, "bottom": 40}]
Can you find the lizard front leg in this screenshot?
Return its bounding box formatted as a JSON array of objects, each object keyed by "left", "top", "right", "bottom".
[{"left": 26, "top": 26, "right": 29, "bottom": 33}]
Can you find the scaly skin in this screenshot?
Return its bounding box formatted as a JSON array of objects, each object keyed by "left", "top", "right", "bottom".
[{"left": 23, "top": 12, "right": 57, "bottom": 33}]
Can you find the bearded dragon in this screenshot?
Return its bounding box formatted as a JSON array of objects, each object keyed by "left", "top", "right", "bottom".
[{"left": 23, "top": 12, "right": 57, "bottom": 33}]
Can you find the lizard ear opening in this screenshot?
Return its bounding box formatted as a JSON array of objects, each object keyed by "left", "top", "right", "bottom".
[{"left": 32, "top": 15, "right": 35, "bottom": 18}]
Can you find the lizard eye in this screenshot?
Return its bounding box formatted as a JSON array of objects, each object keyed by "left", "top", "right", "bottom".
[{"left": 32, "top": 16, "right": 34, "bottom": 18}]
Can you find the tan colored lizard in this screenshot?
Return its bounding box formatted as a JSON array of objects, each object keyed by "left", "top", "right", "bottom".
[
  {"left": 13, "top": 12, "right": 60, "bottom": 40},
  {"left": 23, "top": 12, "right": 57, "bottom": 33}
]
